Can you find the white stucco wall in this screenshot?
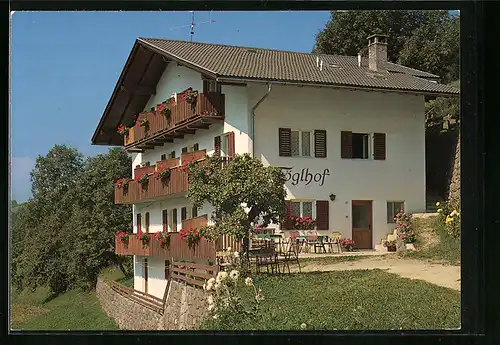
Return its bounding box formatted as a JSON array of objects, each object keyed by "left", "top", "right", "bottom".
[
  {"left": 133, "top": 256, "right": 169, "bottom": 299},
  {"left": 251, "top": 83, "right": 426, "bottom": 247}
]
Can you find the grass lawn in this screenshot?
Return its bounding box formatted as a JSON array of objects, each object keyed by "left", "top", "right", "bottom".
[
  {"left": 100, "top": 266, "right": 134, "bottom": 287},
  {"left": 11, "top": 286, "right": 118, "bottom": 330},
  {"left": 200, "top": 269, "right": 460, "bottom": 331},
  {"left": 401, "top": 216, "right": 460, "bottom": 265},
  {"left": 299, "top": 254, "right": 368, "bottom": 267}
]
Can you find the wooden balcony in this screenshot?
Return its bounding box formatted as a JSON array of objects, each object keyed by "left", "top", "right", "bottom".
[
  {"left": 181, "top": 215, "right": 210, "bottom": 229},
  {"left": 115, "top": 215, "right": 216, "bottom": 260},
  {"left": 115, "top": 150, "right": 207, "bottom": 205},
  {"left": 123, "top": 92, "right": 225, "bottom": 152}
]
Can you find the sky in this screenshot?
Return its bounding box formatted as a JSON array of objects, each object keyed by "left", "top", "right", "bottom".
[{"left": 10, "top": 11, "right": 332, "bottom": 203}]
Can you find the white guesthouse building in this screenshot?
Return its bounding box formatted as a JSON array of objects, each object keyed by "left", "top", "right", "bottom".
[{"left": 92, "top": 35, "right": 459, "bottom": 298}]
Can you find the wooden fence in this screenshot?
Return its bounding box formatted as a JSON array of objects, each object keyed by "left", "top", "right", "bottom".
[
  {"left": 107, "top": 279, "right": 165, "bottom": 314},
  {"left": 170, "top": 260, "right": 218, "bottom": 288}
]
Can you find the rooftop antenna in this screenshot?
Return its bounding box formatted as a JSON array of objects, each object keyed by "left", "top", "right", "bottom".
[{"left": 170, "top": 11, "right": 216, "bottom": 42}]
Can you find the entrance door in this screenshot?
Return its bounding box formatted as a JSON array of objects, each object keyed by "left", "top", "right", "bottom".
[
  {"left": 144, "top": 258, "right": 148, "bottom": 294},
  {"left": 351, "top": 200, "right": 373, "bottom": 249}
]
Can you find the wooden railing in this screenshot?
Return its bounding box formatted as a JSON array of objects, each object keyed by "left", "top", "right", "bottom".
[
  {"left": 123, "top": 93, "right": 225, "bottom": 147},
  {"left": 216, "top": 234, "right": 243, "bottom": 252},
  {"left": 115, "top": 150, "right": 207, "bottom": 205},
  {"left": 115, "top": 228, "right": 217, "bottom": 261},
  {"left": 107, "top": 279, "right": 165, "bottom": 314},
  {"left": 181, "top": 214, "right": 208, "bottom": 230},
  {"left": 170, "top": 261, "right": 218, "bottom": 289}
]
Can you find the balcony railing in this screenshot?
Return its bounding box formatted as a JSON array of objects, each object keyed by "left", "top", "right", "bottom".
[
  {"left": 181, "top": 215, "right": 210, "bottom": 230},
  {"left": 115, "top": 215, "right": 216, "bottom": 260},
  {"left": 123, "top": 92, "right": 225, "bottom": 150},
  {"left": 115, "top": 150, "right": 207, "bottom": 205}
]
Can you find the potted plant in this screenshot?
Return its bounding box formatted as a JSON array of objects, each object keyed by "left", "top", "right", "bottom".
[
  {"left": 115, "top": 177, "right": 131, "bottom": 190},
  {"left": 383, "top": 239, "right": 397, "bottom": 252},
  {"left": 116, "top": 231, "right": 130, "bottom": 247},
  {"left": 136, "top": 113, "right": 150, "bottom": 133},
  {"left": 155, "top": 166, "right": 171, "bottom": 180},
  {"left": 183, "top": 88, "right": 199, "bottom": 104},
  {"left": 135, "top": 173, "right": 150, "bottom": 187},
  {"left": 140, "top": 233, "right": 150, "bottom": 247},
  {"left": 179, "top": 227, "right": 202, "bottom": 249},
  {"left": 117, "top": 124, "right": 129, "bottom": 136},
  {"left": 156, "top": 232, "right": 171, "bottom": 249},
  {"left": 157, "top": 99, "right": 173, "bottom": 123},
  {"left": 340, "top": 238, "right": 355, "bottom": 252}
]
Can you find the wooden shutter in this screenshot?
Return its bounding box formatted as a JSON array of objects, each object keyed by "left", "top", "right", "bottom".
[
  {"left": 279, "top": 128, "right": 292, "bottom": 157},
  {"left": 214, "top": 136, "right": 221, "bottom": 156},
  {"left": 160, "top": 154, "right": 166, "bottom": 161},
  {"left": 192, "top": 206, "right": 198, "bottom": 218},
  {"left": 182, "top": 147, "right": 188, "bottom": 154},
  {"left": 170, "top": 151, "right": 175, "bottom": 158},
  {"left": 193, "top": 143, "right": 199, "bottom": 151},
  {"left": 181, "top": 207, "right": 187, "bottom": 221},
  {"left": 172, "top": 209, "right": 178, "bottom": 231},
  {"left": 341, "top": 131, "right": 353, "bottom": 159},
  {"left": 373, "top": 133, "right": 386, "bottom": 160},
  {"left": 227, "top": 132, "right": 235, "bottom": 158},
  {"left": 316, "top": 200, "right": 329, "bottom": 230},
  {"left": 145, "top": 212, "right": 150, "bottom": 233},
  {"left": 162, "top": 209, "right": 168, "bottom": 232},
  {"left": 136, "top": 214, "right": 142, "bottom": 235},
  {"left": 314, "top": 130, "right": 327, "bottom": 158}
]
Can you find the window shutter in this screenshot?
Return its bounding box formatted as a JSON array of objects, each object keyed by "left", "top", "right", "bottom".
[
  {"left": 181, "top": 207, "right": 187, "bottom": 221},
  {"left": 172, "top": 209, "right": 177, "bottom": 231},
  {"left": 136, "top": 214, "right": 142, "bottom": 235},
  {"left": 162, "top": 210, "right": 168, "bottom": 232},
  {"left": 341, "top": 131, "right": 353, "bottom": 159},
  {"left": 145, "top": 212, "right": 150, "bottom": 233},
  {"left": 373, "top": 133, "right": 386, "bottom": 160},
  {"left": 316, "top": 200, "right": 329, "bottom": 230},
  {"left": 214, "top": 136, "right": 221, "bottom": 156},
  {"left": 193, "top": 143, "right": 199, "bottom": 151},
  {"left": 192, "top": 206, "right": 198, "bottom": 218},
  {"left": 279, "top": 128, "right": 291, "bottom": 157},
  {"left": 182, "top": 147, "right": 188, "bottom": 154},
  {"left": 170, "top": 151, "right": 175, "bottom": 158},
  {"left": 228, "top": 132, "right": 235, "bottom": 158},
  {"left": 161, "top": 154, "right": 166, "bottom": 161},
  {"left": 314, "top": 130, "right": 327, "bottom": 158}
]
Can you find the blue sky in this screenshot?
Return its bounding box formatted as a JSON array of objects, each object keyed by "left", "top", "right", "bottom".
[{"left": 10, "top": 11, "right": 331, "bottom": 202}]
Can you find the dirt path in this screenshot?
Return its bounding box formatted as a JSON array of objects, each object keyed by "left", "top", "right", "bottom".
[{"left": 294, "top": 255, "right": 461, "bottom": 291}]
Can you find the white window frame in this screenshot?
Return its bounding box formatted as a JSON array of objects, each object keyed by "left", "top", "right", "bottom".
[
  {"left": 289, "top": 199, "right": 316, "bottom": 219},
  {"left": 387, "top": 201, "right": 405, "bottom": 223},
  {"left": 290, "top": 129, "right": 314, "bottom": 158}
]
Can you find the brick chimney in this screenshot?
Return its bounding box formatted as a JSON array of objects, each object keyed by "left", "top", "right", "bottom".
[{"left": 367, "top": 34, "right": 388, "bottom": 72}]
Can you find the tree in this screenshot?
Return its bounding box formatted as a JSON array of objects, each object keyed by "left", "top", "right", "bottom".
[
  {"left": 425, "top": 80, "right": 460, "bottom": 130},
  {"left": 313, "top": 10, "right": 459, "bottom": 83},
  {"left": 187, "top": 154, "right": 287, "bottom": 252}
]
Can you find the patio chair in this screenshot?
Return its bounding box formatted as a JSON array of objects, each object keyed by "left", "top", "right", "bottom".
[
  {"left": 324, "top": 232, "right": 342, "bottom": 253},
  {"left": 276, "top": 237, "right": 301, "bottom": 273}
]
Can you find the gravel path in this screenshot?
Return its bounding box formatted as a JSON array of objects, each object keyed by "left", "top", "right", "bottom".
[{"left": 294, "top": 255, "right": 461, "bottom": 291}]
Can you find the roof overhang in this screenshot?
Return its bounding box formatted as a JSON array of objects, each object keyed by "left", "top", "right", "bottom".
[{"left": 215, "top": 76, "right": 460, "bottom": 98}]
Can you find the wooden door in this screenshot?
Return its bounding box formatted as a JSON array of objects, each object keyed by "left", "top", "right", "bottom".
[
  {"left": 351, "top": 200, "right": 373, "bottom": 249},
  {"left": 144, "top": 258, "right": 148, "bottom": 294}
]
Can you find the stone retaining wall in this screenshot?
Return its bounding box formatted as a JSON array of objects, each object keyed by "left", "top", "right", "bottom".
[
  {"left": 447, "top": 133, "right": 460, "bottom": 210},
  {"left": 96, "top": 277, "right": 209, "bottom": 330}
]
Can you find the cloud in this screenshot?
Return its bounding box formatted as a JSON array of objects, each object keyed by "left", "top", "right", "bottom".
[{"left": 11, "top": 156, "right": 35, "bottom": 203}]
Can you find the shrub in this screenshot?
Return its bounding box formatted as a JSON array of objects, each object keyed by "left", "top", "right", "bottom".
[
  {"left": 436, "top": 201, "right": 460, "bottom": 239},
  {"left": 395, "top": 211, "right": 416, "bottom": 244}
]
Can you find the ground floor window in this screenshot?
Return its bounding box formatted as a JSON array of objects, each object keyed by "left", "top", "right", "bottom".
[
  {"left": 290, "top": 200, "right": 314, "bottom": 218},
  {"left": 387, "top": 201, "right": 405, "bottom": 223}
]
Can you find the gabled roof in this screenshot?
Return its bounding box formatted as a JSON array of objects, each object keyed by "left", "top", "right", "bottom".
[
  {"left": 92, "top": 38, "right": 459, "bottom": 146},
  {"left": 138, "top": 38, "right": 459, "bottom": 95}
]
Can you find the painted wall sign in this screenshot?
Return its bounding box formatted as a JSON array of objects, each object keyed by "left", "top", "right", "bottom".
[{"left": 281, "top": 167, "right": 331, "bottom": 187}]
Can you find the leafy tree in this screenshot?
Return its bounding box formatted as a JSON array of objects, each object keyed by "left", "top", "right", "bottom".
[
  {"left": 313, "top": 10, "right": 459, "bottom": 83},
  {"left": 187, "top": 154, "right": 287, "bottom": 252},
  {"left": 425, "top": 80, "right": 460, "bottom": 130}
]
